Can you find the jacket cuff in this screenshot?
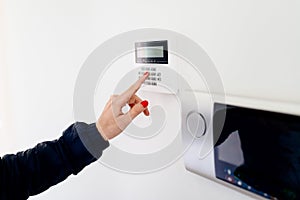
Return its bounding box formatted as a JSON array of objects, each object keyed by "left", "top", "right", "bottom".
[{"left": 75, "top": 122, "right": 110, "bottom": 160}]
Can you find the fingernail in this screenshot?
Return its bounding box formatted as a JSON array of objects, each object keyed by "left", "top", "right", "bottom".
[
  {"left": 141, "top": 100, "right": 148, "bottom": 108},
  {"left": 144, "top": 72, "right": 149, "bottom": 76},
  {"left": 129, "top": 103, "right": 134, "bottom": 107}
]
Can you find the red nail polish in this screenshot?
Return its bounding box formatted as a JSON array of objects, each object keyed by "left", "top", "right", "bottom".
[
  {"left": 144, "top": 72, "right": 149, "bottom": 76},
  {"left": 141, "top": 100, "right": 148, "bottom": 108}
]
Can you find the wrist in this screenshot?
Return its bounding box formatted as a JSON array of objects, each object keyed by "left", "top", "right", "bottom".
[{"left": 96, "top": 121, "right": 109, "bottom": 141}]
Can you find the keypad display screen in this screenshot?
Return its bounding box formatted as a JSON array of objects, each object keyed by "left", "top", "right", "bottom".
[
  {"left": 136, "top": 46, "right": 164, "bottom": 58},
  {"left": 213, "top": 103, "right": 300, "bottom": 200},
  {"left": 135, "top": 40, "right": 168, "bottom": 64}
]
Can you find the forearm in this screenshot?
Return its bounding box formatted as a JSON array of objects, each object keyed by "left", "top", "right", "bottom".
[{"left": 0, "top": 122, "right": 109, "bottom": 199}]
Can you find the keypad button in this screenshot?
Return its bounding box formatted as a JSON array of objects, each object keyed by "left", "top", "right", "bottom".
[{"left": 138, "top": 67, "right": 160, "bottom": 87}]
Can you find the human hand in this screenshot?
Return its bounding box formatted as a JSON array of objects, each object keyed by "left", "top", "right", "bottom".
[{"left": 96, "top": 72, "right": 150, "bottom": 140}]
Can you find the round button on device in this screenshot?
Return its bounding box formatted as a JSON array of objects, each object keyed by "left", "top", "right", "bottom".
[{"left": 186, "top": 111, "right": 207, "bottom": 138}]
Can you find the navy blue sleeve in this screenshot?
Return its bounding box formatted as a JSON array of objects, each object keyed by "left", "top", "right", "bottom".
[{"left": 0, "top": 122, "right": 109, "bottom": 200}]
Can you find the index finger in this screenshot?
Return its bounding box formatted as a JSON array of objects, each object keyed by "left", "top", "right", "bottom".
[{"left": 119, "top": 72, "right": 149, "bottom": 104}]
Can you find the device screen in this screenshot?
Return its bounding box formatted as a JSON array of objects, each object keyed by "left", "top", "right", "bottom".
[
  {"left": 213, "top": 103, "right": 300, "bottom": 200},
  {"left": 135, "top": 40, "right": 168, "bottom": 64},
  {"left": 136, "top": 46, "right": 164, "bottom": 58}
]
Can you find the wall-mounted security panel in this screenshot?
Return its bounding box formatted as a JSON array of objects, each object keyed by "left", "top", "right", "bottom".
[{"left": 135, "top": 40, "right": 178, "bottom": 94}]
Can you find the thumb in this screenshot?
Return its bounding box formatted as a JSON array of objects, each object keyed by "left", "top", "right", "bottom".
[{"left": 129, "top": 100, "right": 148, "bottom": 119}]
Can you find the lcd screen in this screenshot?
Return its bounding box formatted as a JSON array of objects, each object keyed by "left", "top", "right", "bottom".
[
  {"left": 135, "top": 40, "right": 168, "bottom": 64},
  {"left": 214, "top": 103, "right": 300, "bottom": 200},
  {"left": 136, "top": 46, "right": 164, "bottom": 58}
]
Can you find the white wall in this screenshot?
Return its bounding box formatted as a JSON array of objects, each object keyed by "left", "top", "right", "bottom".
[
  {"left": 1, "top": 0, "right": 299, "bottom": 199},
  {"left": 0, "top": 0, "right": 15, "bottom": 153}
]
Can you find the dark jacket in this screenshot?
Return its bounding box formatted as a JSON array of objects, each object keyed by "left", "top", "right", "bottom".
[{"left": 0, "top": 122, "right": 109, "bottom": 199}]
